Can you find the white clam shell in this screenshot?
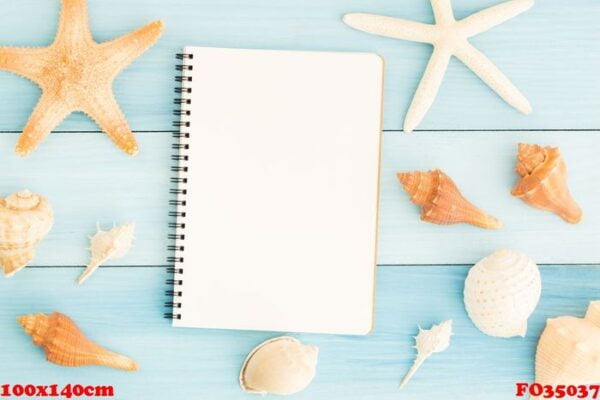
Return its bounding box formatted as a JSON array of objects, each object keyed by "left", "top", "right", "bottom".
[
  {"left": 0, "top": 190, "right": 53, "bottom": 277},
  {"left": 240, "top": 336, "right": 318, "bottom": 396},
  {"left": 464, "top": 249, "right": 541, "bottom": 338},
  {"left": 77, "top": 222, "right": 135, "bottom": 284}
]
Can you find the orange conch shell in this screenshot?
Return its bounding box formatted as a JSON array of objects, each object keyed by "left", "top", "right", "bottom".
[
  {"left": 397, "top": 169, "right": 502, "bottom": 229},
  {"left": 0, "top": 190, "right": 53, "bottom": 277},
  {"left": 511, "top": 143, "right": 582, "bottom": 223},
  {"left": 533, "top": 302, "right": 600, "bottom": 399},
  {"left": 17, "top": 312, "right": 138, "bottom": 371}
]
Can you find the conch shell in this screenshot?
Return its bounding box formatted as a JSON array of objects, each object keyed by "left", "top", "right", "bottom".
[
  {"left": 0, "top": 190, "right": 53, "bottom": 277},
  {"left": 77, "top": 222, "right": 135, "bottom": 284},
  {"left": 512, "top": 143, "right": 582, "bottom": 223},
  {"left": 240, "top": 336, "right": 318, "bottom": 396},
  {"left": 464, "top": 249, "right": 541, "bottom": 338},
  {"left": 399, "top": 320, "right": 452, "bottom": 389},
  {"left": 397, "top": 169, "right": 502, "bottom": 229},
  {"left": 533, "top": 302, "right": 600, "bottom": 399},
  {"left": 17, "top": 312, "right": 138, "bottom": 371}
]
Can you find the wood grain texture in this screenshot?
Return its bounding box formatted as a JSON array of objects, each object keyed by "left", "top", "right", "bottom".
[
  {"left": 0, "top": 266, "right": 597, "bottom": 399},
  {"left": 0, "top": 0, "right": 597, "bottom": 399},
  {"left": 380, "top": 131, "right": 600, "bottom": 265},
  {"left": 0, "top": 132, "right": 171, "bottom": 267},
  {"left": 1, "top": 131, "right": 597, "bottom": 266},
  {"left": 0, "top": 0, "right": 598, "bottom": 132}
]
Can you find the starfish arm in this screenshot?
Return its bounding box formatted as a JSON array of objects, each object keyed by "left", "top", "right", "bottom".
[
  {"left": 458, "top": 0, "right": 534, "bottom": 37},
  {"left": 343, "top": 13, "right": 437, "bottom": 44},
  {"left": 454, "top": 41, "right": 532, "bottom": 114},
  {"left": 404, "top": 46, "right": 452, "bottom": 133},
  {"left": 55, "top": 0, "right": 93, "bottom": 45},
  {"left": 16, "top": 93, "right": 73, "bottom": 156},
  {"left": 83, "top": 89, "right": 139, "bottom": 155},
  {"left": 98, "top": 21, "right": 165, "bottom": 77},
  {"left": 431, "top": 0, "right": 455, "bottom": 24},
  {"left": 0, "top": 47, "right": 50, "bottom": 82}
]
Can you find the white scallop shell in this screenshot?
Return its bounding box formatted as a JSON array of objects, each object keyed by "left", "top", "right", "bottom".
[
  {"left": 464, "top": 249, "right": 541, "bottom": 337},
  {"left": 77, "top": 222, "right": 135, "bottom": 284},
  {"left": 0, "top": 190, "right": 53, "bottom": 277},
  {"left": 239, "top": 336, "right": 318, "bottom": 396}
]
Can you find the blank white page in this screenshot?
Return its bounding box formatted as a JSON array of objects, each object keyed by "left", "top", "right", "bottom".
[{"left": 173, "top": 47, "right": 383, "bottom": 335}]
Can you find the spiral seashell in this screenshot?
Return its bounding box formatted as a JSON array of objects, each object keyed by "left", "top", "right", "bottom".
[
  {"left": 17, "top": 312, "right": 138, "bottom": 371},
  {"left": 240, "top": 336, "right": 318, "bottom": 396},
  {"left": 0, "top": 190, "right": 53, "bottom": 277},
  {"left": 533, "top": 302, "right": 600, "bottom": 399},
  {"left": 399, "top": 320, "right": 453, "bottom": 389},
  {"left": 464, "top": 249, "right": 541, "bottom": 338},
  {"left": 397, "top": 169, "right": 502, "bottom": 229},
  {"left": 77, "top": 222, "right": 135, "bottom": 284},
  {"left": 512, "top": 143, "right": 582, "bottom": 223}
]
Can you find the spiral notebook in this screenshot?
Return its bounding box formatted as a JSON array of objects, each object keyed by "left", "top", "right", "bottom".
[{"left": 167, "top": 47, "right": 384, "bottom": 335}]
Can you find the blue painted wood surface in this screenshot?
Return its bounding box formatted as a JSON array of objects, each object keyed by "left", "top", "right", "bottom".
[
  {"left": 1, "top": 267, "right": 597, "bottom": 399},
  {"left": 0, "top": 0, "right": 598, "bottom": 399},
  {"left": 0, "top": 0, "right": 598, "bottom": 132}
]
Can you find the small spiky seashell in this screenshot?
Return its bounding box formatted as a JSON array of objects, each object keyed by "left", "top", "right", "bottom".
[
  {"left": 399, "top": 320, "right": 452, "bottom": 389},
  {"left": 533, "top": 302, "right": 600, "bottom": 399},
  {"left": 397, "top": 169, "right": 502, "bottom": 229},
  {"left": 464, "top": 250, "right": 541, "bottom": 338},
  {"left": 512, "top": 143, "right": 582, "bottom": 224},
  {"left": 240, "top": 336, "right": 319, "bottom": 396},
  {"left": 77, "top": 222, "right": 135, "bottom": 284},
  {"left": 0, "top": 190, "right": 53, "bottom": 277},
  {"left": 17, "top": 312, "right": 138, "bottom": 371}
]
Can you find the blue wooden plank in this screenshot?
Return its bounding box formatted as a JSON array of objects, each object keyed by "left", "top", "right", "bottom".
[
  {"left": 0, "top": 0, "right": 597, "bottom": 132},
  {"left": 1, "top": 130, "right": 598, "bottom": 267},
  {"left": 0, "top": 1, "right": 597, "bottom": 399},
  {"left": 0, "top": 266, "right": 597, "bottom": 399},
  {"left": 379, "top": 131, "right": 600, "bottom": 265},
  {"left": 0, "top": 131, "right": 172, "bottom": 267}
]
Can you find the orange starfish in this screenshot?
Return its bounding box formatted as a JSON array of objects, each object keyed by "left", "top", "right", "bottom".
[{"left": 0, "top": 0, "right": 164, "bottom": 156}]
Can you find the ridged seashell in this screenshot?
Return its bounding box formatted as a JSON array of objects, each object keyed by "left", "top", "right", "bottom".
[
  {"left": 400, "top": 320, "right": 453, "bottom": 389},
  {"left": 533, "top": 302, "right": 600, "bottom": 399},
  {"left": 397, "top": 169, "right": 502, "bottom": 229},
  {"left": 77, "top": 222, "right": 135, "bottom": 284},
  {"left": 17, "top": 312, "right": 138, "bottom": 371},
  {"left": 464, "top": 250, "right": 541, "bottom": 338},
  {"left": 512, "top": 143, "right": 582, "bottom": 224},
  {"left": 0, "top": 190, "right": 53, "bottom": 277},
  {"left": 240, "top": 336, "right": 319, "bottom": 396},
  {"left": 585, "top": 301, "right": 600, "bottom": 327}
]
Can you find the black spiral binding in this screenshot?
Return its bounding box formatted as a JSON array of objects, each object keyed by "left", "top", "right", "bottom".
[{"left": 165, "top": 52, "right": 193, "bottom": 321}]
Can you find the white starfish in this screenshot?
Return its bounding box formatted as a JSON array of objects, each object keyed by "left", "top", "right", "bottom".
[{"left": 344, "top": 0, "right": 534, "bottom": 133}]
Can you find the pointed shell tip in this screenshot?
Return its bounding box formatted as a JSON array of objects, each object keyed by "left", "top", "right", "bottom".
[
  {"left": 342, "top": 13, "right": 358, "bottom": 24},
  {"left": 403, "top": 117, "right": 416, "bottom": 133},
  {"left": 489, "top": 218, "right": 504, "bottom": 230},
  {"left": 15, "top": 148, "right": 29, "bottom": 157},
  {"left": 129, "top": 360, "right": 140, "bottom": 371}
]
